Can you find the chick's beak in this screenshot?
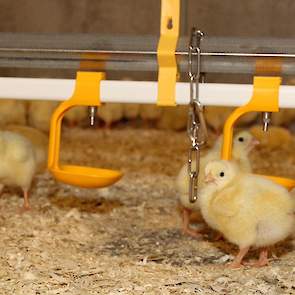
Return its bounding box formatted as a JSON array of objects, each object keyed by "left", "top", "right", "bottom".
[
  {"left": 204, "top": 173, "right": 215, "bottom": 184},
  {"left": 248, "top": 138, "right": 260, "bottom": 151}
]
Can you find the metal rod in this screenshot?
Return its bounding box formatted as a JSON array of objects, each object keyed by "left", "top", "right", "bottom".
[
  {"left": 0, "top": 77, "right": 295, "bottom": 108},
  {"left": 0, "top": 33, "right": 295, "bottom": 75}
]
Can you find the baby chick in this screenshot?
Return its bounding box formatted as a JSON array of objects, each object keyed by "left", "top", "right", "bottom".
[
  {"left": 123, "top": 104, "right": 140, "bottom": 121},
  {"left": 250, "top": 125, "right": 292, "bottom": 148},
  {"left": 97, "top": 103, "right": 124, "bottom": 128},
  {"left": 139, "top": 105, "right": 163, "bottom": 126},
  {"left": 64, "top": 106, "right": 88, "bottom": 127},
  {"left": 2, "top": 125, "right": 48, "bottom": 173},
  {"left": 0, "top": 99, "right": 27, "bottom": 127},
  {"left": 28, "top": 101, "right": 59, "bottom": 133},
  {"left": 271, "top": 109, "right": 295, "bottom": 126},
  {"left": 205, "top": 107, "right": 257, "bottom": 133},
  {"left": 199, "top": 160, "right": 294, "bottom": 268},
  {"left": 156, "top": 106, "right": 188, "bottom": 131},
  {"left": 0, "top": 131, "right": 37, "bottom": 210},
  {"left": 176, "top": 131, "right": 259, "bottom": 237}
]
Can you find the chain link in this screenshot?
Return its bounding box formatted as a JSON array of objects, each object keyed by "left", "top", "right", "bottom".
[{"left": 187, "top": 28, "right": 208, "bottom": 203}]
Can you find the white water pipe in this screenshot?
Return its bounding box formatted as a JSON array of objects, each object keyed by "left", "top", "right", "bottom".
[{"left": 0, "top": 77, "right": 294, "bottom": 108}]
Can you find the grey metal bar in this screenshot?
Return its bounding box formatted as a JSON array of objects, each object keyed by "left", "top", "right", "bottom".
[{"left": 0, "top": 33, "right": 295, "bottom": 75}]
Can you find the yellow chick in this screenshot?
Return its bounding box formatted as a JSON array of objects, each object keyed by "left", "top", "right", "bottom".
[
  {"left": 64, "top": 106, "right": 88, "bottom": 127},
  {"left": 97, "top": 103, "right": 124, "bottom": 128},
  {"left": 0, "top": 99, "right": 27, "bottom": 127},
  {"left": 139, "top": 105, "right": 163, "bottom": 126},
  {"left": 123, "top": 104, "right": 140, "bottom": 121},
  {"left": 271, "top": 109, "right": 295, "bottom": 126},
  {"left": 28, "top": 101, "right": 59, "bottom": 133},
  {"left": 205, "top": 106, "right": 257, "bottom": 133},
  {"left": 250, "top": 125, "right": 292, "bottom": 148},
  {"left": 0, "top": 131, "right": 37, "bottom": 210},
  {"left": 176, "top": 131, "right": 259, "bottom": 237},
  {"left": 156, "top": 106, "right": 188, "bottom": 131},
  {"left": 2, "top": 125, "right": 48, "bottom": 173},
  {"left": 199, "top": 160, "right": 294, "bottom": 268}
]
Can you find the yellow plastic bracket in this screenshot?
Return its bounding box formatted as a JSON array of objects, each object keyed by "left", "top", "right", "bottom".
[
  {"left": 157, "top": 0, "right": 180, "bottom": 106},
  {"left": 221, "top": 76, "right": 295, "bottom": 190},
  {"left": 48, "top": 71, "right": 123, "bottom": 188}
]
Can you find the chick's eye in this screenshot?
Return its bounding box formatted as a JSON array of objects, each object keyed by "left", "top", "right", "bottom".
[
  {"left": 238, "top": 137, "right": 244, "bottom": 142},
  {"left": 219, "top": 172, "right": 225, "bottom": 177}
]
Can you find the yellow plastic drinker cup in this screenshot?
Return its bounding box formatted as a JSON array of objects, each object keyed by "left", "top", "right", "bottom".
[{"left": 48, "top": 71, "right": 123, "bottom": 188}]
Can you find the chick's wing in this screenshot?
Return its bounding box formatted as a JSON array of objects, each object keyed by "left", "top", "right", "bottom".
[{"left": 211, "top": 184, "right": 242, "bottom": 217}]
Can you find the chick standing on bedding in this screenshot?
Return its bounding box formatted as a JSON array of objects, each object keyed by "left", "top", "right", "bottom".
[
  {"left": 28, "top": 101, "right": 59, "bottom": 132},
  {"left": 271, "top": 109, "right": 295, "bottom": 126},
  {"left": 250, "top": 125, "right": 292, "bottom": 148},
  {"left": 64, "top": 106, "right": 88, "bottom": 127},
  {"left": 2, "top": 125, "right": 48, "bottom": 173},
  {"left": 156, "top": 106, "right": 188, "bottom": 131},
  {"left": 97, "top": 103, "right": 124, "bottom": 128},
  {"left": 199, "top": 160, "right": 294, "bottom": 268},
  {"left": 139, "top": 105, "right": 163, "bottom": 126},
  {"left": 176, "top": 131, "right": 259, "bottom": 237},
  {"left": 205, "top": 107, "right": 257, "bottom": 133},
  {"left": 123, "top": 104, "right": 140, "bottom": 121},
  {"left": 0, "top": 131, "right": 37, "bottom": 210},
  {"left": 0, "top": 99, "right": 27, "bottom": 127}
]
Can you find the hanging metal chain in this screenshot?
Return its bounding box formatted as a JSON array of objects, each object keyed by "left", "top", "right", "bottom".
[{"left": 187, "top": 28, "right": 208, "bottom": 203}]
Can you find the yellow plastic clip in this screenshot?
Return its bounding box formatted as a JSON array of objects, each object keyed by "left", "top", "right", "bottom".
[
  {"left": 222, "top": 76, "right": 295, "bottom": 190},
  {"left": 157, "top": 0, "right": 180, "bottom": 106},
  {"left": 48, "top": 71, "right": 123, "bottom": 188}
]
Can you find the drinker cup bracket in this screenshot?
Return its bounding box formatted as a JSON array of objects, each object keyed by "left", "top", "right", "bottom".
[{"left": 48, "top": 71, "right": 123, "bottom": 188}]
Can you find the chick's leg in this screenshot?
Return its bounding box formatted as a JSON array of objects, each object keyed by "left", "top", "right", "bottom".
[
  {"left": 103, "top": 121, "right": 112, "bottom": 129},
  {"left": 213, "top": 232, "right": 223, "bottom": 241},
  {"left": 22, "top": 189, "right": 31, "bottom": 211},
  {"left": 229, "top": 246, "right": 250, "bottom": 268},
  {"left": 256, "top": 248, "right": 269, "bottom": 267},
  {"left": 246, "top": 248, "right": 269, "bottom": 267},
  {"left": 182, "top": 208, "right": 201, "bottom": 238}
]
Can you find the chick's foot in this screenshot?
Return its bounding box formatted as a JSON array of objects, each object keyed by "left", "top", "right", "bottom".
[
  {"left": 182, "top": 227, "right": 202, "bottom": 238},
  {"left": 213, "top": 232, "right": 223, "bottom": 241},
  {"left": 244, "top": 248, "right": 269, "bottom": 267},
  {"left": 228, "top": 247, "right": 250, "bottom": 269},
  {"left": 20, "top": 189, "right": 31, "bottom": 212},
  {"left": 182, "top": 208, "right": 202, "bottom": 238}
]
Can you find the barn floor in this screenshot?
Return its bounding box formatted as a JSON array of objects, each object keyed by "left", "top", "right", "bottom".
[{"left": 1, "top": 126, "right": 295, "bottom": 294}]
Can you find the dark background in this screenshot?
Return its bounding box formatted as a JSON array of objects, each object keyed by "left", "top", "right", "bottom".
[
  {"left": 0, "top": 0, "right": 292, "bottom": 37},
  {"left": 0, "top": 0, "right": 293, "bottom": 82}
]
